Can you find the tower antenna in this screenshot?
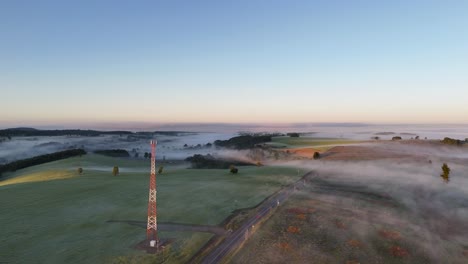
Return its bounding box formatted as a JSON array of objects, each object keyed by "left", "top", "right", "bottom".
[{"left": 147, "top": 140, "right": 158, "bottom": 248}]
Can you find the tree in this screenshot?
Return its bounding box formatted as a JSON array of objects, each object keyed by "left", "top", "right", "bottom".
[
  {"left": 158, "top": 166, "right": 164, "bottom": 174},
  {"left": 440, "top": 163, "right": 450, "bottom": 183},
  {"left": 134, "top": 153, "right": 139, "bottom": 158},
  {"left": 441, "top": 137, "right": 462, "bottom": 146},
  {"left": 77, "top": 167, "right": 83, "bottom": 175},
  {"left": 415, "top": 136, "right": 420, "bottom": 140},
  {"left": 229, "top": 165, "right": 238, "bottom": 174},
  {"left": 113, "top": 166, "right": 119, "bottom": 176},
  {"left": 392, "top": 136, "right": 402, "bottom": 141},
  {"left": 144, "top": 152, "right": 149, "bottom": 159},
  {"left": 313, "top": 152, "right": 320, "bottom": 160}
]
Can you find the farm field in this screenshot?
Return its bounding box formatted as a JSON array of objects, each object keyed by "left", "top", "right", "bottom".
[
  {"left": 0, "top": 154, "right": 304, "bottom": 263},
  {"left": 269, "top": 136, "right": 360, "bottom": 151},
  {"left": 231, "top": 172, "right": 468, "bottom": 264}
]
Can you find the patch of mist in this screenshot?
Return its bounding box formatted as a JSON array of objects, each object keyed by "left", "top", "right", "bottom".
[
  {"left": 280, "top": 159, "right": 468, "bottom": 247},
  {"left": 0, "top": 132, "right": 238, "bottom": 164}
]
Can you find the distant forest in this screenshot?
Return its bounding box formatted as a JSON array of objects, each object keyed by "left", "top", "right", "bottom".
[
  {"left": 0, "top": 149, "right": 86, "bottom": 178},
  {"left": 214, "top": 135, "right": 273, "bottom": 149},
  {"left": 0, "top": 128, "right": 193, "bottom": 138},
  {"left": 0, "top": 128, "right": 132, "bottom": 137}
]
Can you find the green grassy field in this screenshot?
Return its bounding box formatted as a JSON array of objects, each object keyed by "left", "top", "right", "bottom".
[
  {"left": 269, "top": 136, "right": 359, "bottom": 150},
  {"left": 0, "top": 154, "right": 304, "bottom": 263}
]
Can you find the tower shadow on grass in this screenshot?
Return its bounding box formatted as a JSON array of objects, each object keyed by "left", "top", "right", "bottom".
[{"left": 106, "top": 220, "right": 227, "bottom": 235}]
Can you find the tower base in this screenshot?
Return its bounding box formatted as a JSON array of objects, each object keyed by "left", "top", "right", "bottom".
[{"left": 134, "top": 238, "right": 172, "bottom": 254}]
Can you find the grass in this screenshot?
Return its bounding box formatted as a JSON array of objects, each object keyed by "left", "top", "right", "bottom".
[
  {"left": 231, "top": 178, "right": 462, "bottom": 264},
  {"left": 271, "top": 136, "right": 358, "bottom": 149},
  {"left": 0, "top": 154, "right": 304, "bottom": 263},
  {"left": 0, "top": 170, "right": 75, "bottom": 186}
]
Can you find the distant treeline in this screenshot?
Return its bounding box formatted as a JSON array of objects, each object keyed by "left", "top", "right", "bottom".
[
  {"left": 0, "top": 128, "right": 132, "bottom": 137},
  {"left": 94, "top": 149, "right": 130, "bottom": 157},
  {"left": 0, "top": 149, "right": 86, "bottom": 178},
  {"left": 214, "top": 135, "right": 272, "bottom": 149},
  {"left": 0, "top": 128, "right": 201, "bottom": 138},
  {"left": 153, "top": 131, "right": 197, "bottom": 136},
  {"left": 185, "top": 154, "right": 252, "bottom": 169}
]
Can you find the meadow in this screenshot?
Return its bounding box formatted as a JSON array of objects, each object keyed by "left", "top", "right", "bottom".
[
  {"left": 0, "top": 154, "right": 303, "bottom": 263},
  {"left": 269, "top": 136, "right": 359, "bottom": 151}
]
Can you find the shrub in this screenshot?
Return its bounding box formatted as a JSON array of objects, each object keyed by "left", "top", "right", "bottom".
[
  {"left": 313, "top": 152, "right": 320, "bottom": 160},
  {"left": 112, "top": 166, "right": 119, "bottom": 176},
  {"left": 77, "top": 167, "right": 83, "bottom": 174},
  {"left": 440, "top": 163, "right": 450, "bottom": 183},
  {"left": 229, "top": 165, "right": 238, "bottom": 174}
]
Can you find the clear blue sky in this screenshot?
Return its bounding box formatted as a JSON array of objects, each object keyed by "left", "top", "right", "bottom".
[{"left": 1, "top": 0, "right": 467, "bottom": 126}]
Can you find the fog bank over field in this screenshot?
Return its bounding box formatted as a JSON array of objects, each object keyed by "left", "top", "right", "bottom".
[
  {"left": 1, "top": 124, "right": 467, "bottom": 164},
  {"left": 278, "top": 158, "right": 468, "bottom": 260},
  {"left": 3, "top": 123, "right": 467, "bottom": 139},
  {"left": 119, "top": 123, "right": 468, "bottom": 140},
  {"left": 0, "top": 133, "right": 234, "bottom": 164}
]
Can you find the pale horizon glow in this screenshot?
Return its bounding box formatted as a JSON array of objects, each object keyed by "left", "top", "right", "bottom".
[{"left": 1, "top": 1, "right": 468, "bottom": 127}]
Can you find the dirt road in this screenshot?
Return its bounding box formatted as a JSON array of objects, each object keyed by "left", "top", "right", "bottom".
[{"left": 201, "top": 171, "right": 315, "bottom": 264}]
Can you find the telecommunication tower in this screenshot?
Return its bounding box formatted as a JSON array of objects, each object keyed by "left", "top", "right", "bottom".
[{"left": 147, "top": 140, "right": 158, "bottom": 248}]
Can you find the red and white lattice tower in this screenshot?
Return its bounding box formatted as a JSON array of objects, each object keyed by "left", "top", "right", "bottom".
[{"left": 147, "top": 140, "right": 158, "bottom": 247}]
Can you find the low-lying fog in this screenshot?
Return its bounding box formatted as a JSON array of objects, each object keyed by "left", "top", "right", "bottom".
[
  {"left": 0, "top": 124, "right": 467, "bottom": 164},
  {"left": 284, "top": 158, "right": 468, "bottom": 261},
  {"left": 1, "top": 123, "right": 466, "bottom": 262},
  {"left": 0, "top": 132, "right": 235, "bottom": 164}
]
